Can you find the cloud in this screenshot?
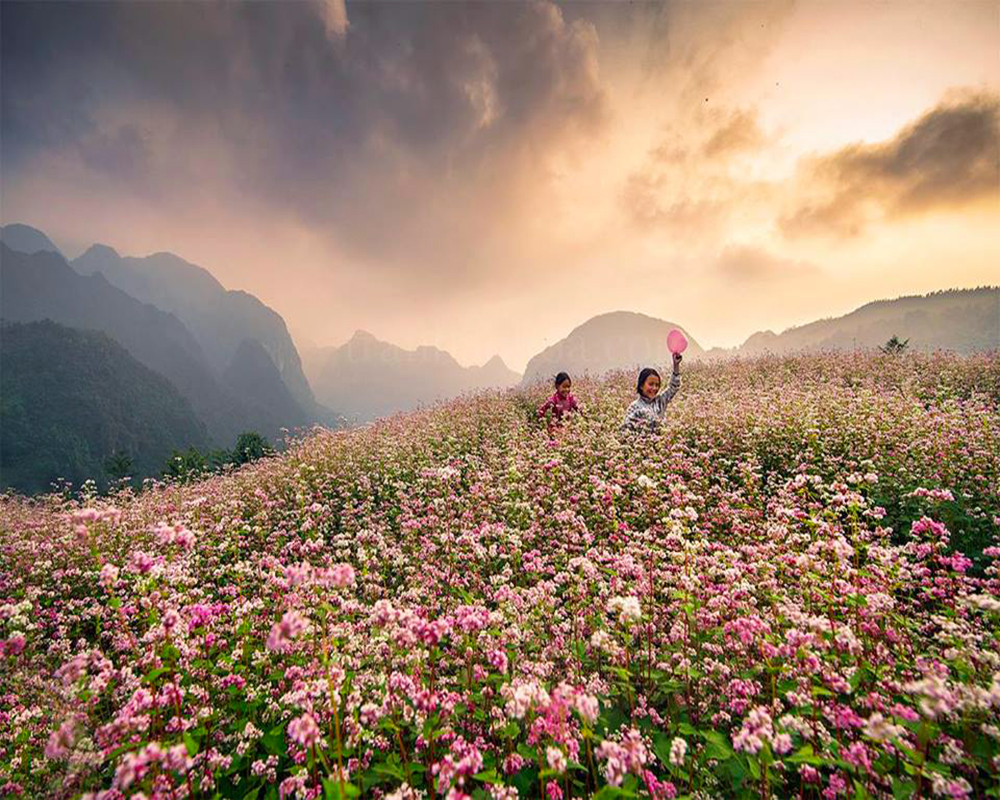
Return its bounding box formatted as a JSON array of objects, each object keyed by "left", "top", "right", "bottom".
[
  {"left": 0, "top": 1, "right": 608, "bottom": 283},
  {"left": 619, "top": 105, "right": 775, "bottom": 239},
  {"left": 780, "top": 91, "right": 1000, "bottom": 238},
  {"left": 702, "top": 108, "right": 765, "bottom": 157},
  {"left": 713, "top": 244, "right": 819, "bottom": 283}
]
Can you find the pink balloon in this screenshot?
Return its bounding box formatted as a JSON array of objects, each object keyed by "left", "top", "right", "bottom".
[{"left": 667, "top": 329, "right": 688, "bottom": 354}]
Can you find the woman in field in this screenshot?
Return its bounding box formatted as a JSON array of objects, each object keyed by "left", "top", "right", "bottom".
[
  {"left": 621, "top": 352, "right": 682, "bottom": 433},
  {"left": 537, "top": 371, "right": 579, "bottom": 432}
]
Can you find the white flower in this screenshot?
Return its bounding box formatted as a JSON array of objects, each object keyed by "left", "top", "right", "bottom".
[
  {"left": 547, "top": 746, "right": 567, "bottom": 773},
  {"left": 669, "top": 737, "right": 687, "bottom": 766},
  {"left": 607, "top": 596, "right": 642, "bottom": 624}
]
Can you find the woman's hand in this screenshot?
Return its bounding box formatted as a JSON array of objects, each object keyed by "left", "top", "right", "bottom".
[{"left": 672, "top": 352, "right": 683, "bottom": 371}]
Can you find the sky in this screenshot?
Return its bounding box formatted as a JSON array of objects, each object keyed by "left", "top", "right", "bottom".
[{"left": 2, "top": 0, "right": 998, "bottom": 371}]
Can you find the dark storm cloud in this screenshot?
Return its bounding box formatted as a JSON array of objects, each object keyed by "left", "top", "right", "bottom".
[
  {"left": 780, "top": 92, "right": 1000, "bottom": 238},
  {"left": 0, "top": 1, "right": 607, "bottom": 275}
]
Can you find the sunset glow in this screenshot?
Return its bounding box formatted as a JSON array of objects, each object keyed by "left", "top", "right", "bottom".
[{"left": 2, "top": 0, "right": 997, "bottom": 369}]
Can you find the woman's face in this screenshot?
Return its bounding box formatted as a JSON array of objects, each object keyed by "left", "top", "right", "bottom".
[
  {"left": 556, "top": 379, "right": 571, "bottom": 398},
  {"left": 641, "top": 374, "right": 661, "bottom": 399}
]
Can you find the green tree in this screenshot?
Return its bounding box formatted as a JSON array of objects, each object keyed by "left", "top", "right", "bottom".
[
  {"left": 163, "top": 448, "right": 208, "bottom": 482},
  {"left": 232, "top": 431, "right": 273, "bottom": 466},
  {"left": 880, "top": 334, "right": 910, "bottom": 354},
  {"left": 103, "top": 452, "right": 133, "bottom": 483}
]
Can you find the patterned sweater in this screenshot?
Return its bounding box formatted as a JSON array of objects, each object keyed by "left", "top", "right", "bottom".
[
  {"left": 537, "top": 392, "right": 579, "bottom": 423},
  {"left": 620, "top": 372, "right": 681, "bottom": 433}
]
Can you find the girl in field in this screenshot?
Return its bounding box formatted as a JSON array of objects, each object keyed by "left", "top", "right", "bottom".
[
  {"left": 621, "top": 352, "right": 682, "bottom": 433},
  {"left": 537, "top": 371, "right": 579, "bottom": 431}
]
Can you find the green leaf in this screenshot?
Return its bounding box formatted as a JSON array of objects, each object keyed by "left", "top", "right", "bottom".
[
  {"left": 262, "top": 722, "right": 287, "bottom": 755},
  {"left": 698, "top": 730, "right": 734, "bottom": 761},
  {"left": 322, "top": 779, "right": 360, "bottom": 800},
  {"left": 786, "top": 745, "right": 824, "bottom": 767},
  {"left": 592, "top": 786, "right": 635, "bottom": 800},
  {"left": 474, "top": 770, "right": 502, "bottom": 785},
  {"left": 143, "top": 667, "right": 169, "bottom": 685},
  {"left": 892, "top": 778, "right": 916, "bottom": 800},
  {"left": 183, "top": 731, "right": 200, "bottom": 756}
]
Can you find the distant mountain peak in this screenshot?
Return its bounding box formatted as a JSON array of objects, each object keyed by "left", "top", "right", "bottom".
[
  {"left": 521, "top": 310, "right": 703, "bottom": 386},
  {"left": 0, "top": 223, "right": 63, "bottom": 256},
  {"left": 482, "top": 354, "right": 507, "bottom": 369},
  {"left": 75, "top": 244, "right": 122, "bottom": 272}
]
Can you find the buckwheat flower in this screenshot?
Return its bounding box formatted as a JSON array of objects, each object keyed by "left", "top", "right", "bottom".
[
  {"left": 266, "top": 610, "right": 310, "bottom": 652},
  {"left": 863, "top": 713, "right": 904, "bottom": 742},
  {"left": 1, "top": 634, "right": 26, "bottom": 658},
  {"left": 964, "top": 594, "right": 1000, "bottom": 612},
  {"left": 385, "top": 784, "right": 421, "bottom": 800},
  {"left": 287, "top": 713, "right": 321, "bottom": 748},
  {"left": 824, "top": 772, "right": 848, "bottom": 798},
  {"left": 669, "top": 737, "right": 686, "bottom": 766},
  {"left": 931, "top": 774, "right": 972, "bottom": 798},
  {"left": 99, "top": 563, "right": 119, "bottom": 590},
  {"left": 130, "top": 550, "right": 157, "bottom": 575},
  {"left": 162, "top": 609, "right": 181, "bottom": 632},
  {"left": 547, "top": 746, "right": 567, "bottom": 773},
  {"left": 489, "top": 786, "right": 519, "bottom": 800},
  {"left": 608, "top": 596, "right": 642, "bottom": 624},
  {"left": 637, "top": 475, "right": 656, "bottom": 490},
  {"left": 44, "top": 719, "right": 76, "bottom": 760},
  {"left": 574, "top": 693, "right": 599, "bottom": 725},
  {"left": 546, "top": 781, "right": 563, "bottom": 800}
]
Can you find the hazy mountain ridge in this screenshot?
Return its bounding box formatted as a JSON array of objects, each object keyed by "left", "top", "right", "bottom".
[
  {"left": 71, "top": 243, "right": 316, "bottom": 414},
  {"left": 0, "top": 244, "right": 299, "bottom": 445},
  {"left": 0, "top": 223, "right": 62, "bottom": 256},
  {"left": 0, "top": 320, "right": 209, "bottom": 494},
  {"left": 521, "top": 311, "right": 704, "bottom": 386},
  {"left": 730, "top": 287, "right": 999, "bottom": 356},
  {"left": 222, "top": 338, "right": 311, "bottom": 436},
  {"left": 305, "top": 330, "right": 521, "bottom": 423}
]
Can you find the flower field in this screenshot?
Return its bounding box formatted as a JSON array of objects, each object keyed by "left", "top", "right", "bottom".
[{"left": 2, "top": 352, "right": 999, "bottom": 800}]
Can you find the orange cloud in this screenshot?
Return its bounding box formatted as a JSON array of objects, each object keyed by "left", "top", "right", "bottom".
[{"left": 780, "top": 91, "right": 1000, "bottom": 238}]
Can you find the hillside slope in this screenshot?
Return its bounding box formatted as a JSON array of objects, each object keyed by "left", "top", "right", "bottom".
[{"left": 0, "top": 320, "right": 209, "bottom": 493}]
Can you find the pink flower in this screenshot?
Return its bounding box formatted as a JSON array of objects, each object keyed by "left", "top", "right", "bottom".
[
  {"left": 1, "top": 635, "right": 26, "bottom": 658},
  {"left": 329, "top": 562, "right": 355, "bottom": 588},
  {"left": 546, "top": 781, "right": 562, "bottom": 800},
  {"left": 44, "top": 720, "right": 76, "bottom": 760},
  {"left": 266, "top": 610, "right": 310, "bottom": 652},
  {"left": 287, "top": 713, "right": 321, "bottom": 748},
  {"left": 99, "top": 563, "right": 119, "bottom": 590}
]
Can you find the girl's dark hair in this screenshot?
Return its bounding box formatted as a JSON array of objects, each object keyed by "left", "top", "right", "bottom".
[
  {"left": 554, "top": 371, "right": 571, "bottom": 387},
  {"left": 636, "top": 367, "right": 660, "bottom": 394}
]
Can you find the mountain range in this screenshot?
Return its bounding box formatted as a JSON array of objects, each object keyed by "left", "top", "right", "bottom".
[
  {"left": 302, "top": 330, "right": 521, "bottom": 423},
  {"left": 724, "top": 287, "right": 999, "bottom": 357},
  {"left": 1, "top": 221, "right": 997, "bottom": 494},
  {"left": 0, "top": 242, "right": 306, "bottom": 445},
  {"left": 71, "top": 244, "right": 317, "bottom": 415}
]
